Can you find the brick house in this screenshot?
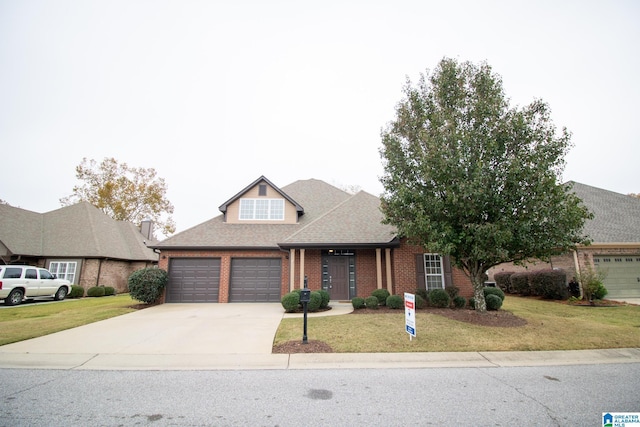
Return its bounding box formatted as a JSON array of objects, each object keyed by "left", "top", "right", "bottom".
[
  {"left": 488, "top": 182, "right": 640, "bottom": 298},
  {"left": 0, "top": 202, "right": 158, "bottom": 293},
  {"left": 152, "top": 176, "right": 472, "bottom": 303}
]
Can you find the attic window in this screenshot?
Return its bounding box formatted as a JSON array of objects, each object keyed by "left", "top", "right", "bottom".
[
  {"left": 258, "top": 184, "right": 267, "bottom": 196},
  {"left": 239, "top": 198, "right": 284, "bottom": 220}
]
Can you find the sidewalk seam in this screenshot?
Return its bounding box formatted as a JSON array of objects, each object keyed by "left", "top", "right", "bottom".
[
  {"left": 478, "top": 352, "right": 500, "bottom": 367},
  {"left": 72, "top": 353, "right": 99, "bottom": 370}
]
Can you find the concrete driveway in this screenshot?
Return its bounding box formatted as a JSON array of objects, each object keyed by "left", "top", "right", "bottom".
[{"left": 0, "top": 303, "right": 289, "bottom": 369}]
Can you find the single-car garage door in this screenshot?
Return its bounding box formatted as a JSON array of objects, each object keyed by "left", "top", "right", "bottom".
[
  {"left": 167, "top": 258, "right": 220, "bottom": 302},
  {"left": 230, "top": 258, "right": 281, "bottom": 302},
  {"left": 593, "top": 255, "right": 640, "bottom": 298}
]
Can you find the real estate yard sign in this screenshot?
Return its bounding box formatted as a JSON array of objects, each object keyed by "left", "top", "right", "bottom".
[{"left": 404, "top": 293, "right": 416, "bottom": 340}]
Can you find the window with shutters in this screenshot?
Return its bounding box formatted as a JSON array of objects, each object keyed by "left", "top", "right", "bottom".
[{"left": 423, "top": 253, "right": 445, "bottom": 290}]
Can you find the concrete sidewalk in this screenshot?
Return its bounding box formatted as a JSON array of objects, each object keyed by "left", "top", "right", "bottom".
[
  {"left": 1, "top": 348, "right": 639, "bottom": 371},
  {"left": 0, "top": 302, "right": 638, "bottom": 371}
]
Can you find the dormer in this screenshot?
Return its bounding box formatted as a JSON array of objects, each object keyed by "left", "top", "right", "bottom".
[{"left": 218, "top": 176, "right": 304, "bottom": 224}]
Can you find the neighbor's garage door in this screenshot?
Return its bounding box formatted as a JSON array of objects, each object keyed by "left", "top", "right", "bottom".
[
  {"left": 230, "top": 258, "right": 281, "bottom": 302},
  {"left": 593, "top": 255, "right": 640, "bottom": 298},
  {"left": 167, "top": 258, "right": 220, "bottom": 302}
]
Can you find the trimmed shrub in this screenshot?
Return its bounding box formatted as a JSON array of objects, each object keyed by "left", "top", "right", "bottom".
[
  {"left": 87, "top": 286, "right": 105, "bottom": 297},
  {"left": 484, "top": 286, "right": 505, "bottom": 302},
  {"left": 351, "top": 297, "right": 365, "bottom": 309},
  {"left": 128, "top": 268, "right": 169, "bottom": 304},
  {"left": 318, "top": 289, "right": 330, "bottom": 308},
  {"left": 445, "top": 285, "right": 459, "bottom": 299},
  {"left": 486, "top": 294, "right": 503, "bottom": 310},
  {"left": 415, "top": 288, "right": 429, "bottom": 301},
  {"left": 592, "top": 283, "right": 608, "bottom": 300},
  {"left": 281, "top": 292, "right": 300, "bottom": 312},
  {"left": 415, "top": 294, "right": 426, "bottom": 309},
  {"left": 386, "top": 295, "right": 404, "bottom": 309},
  {"left": 510, "top": 272, "right": 530, "bottom": 295},
  {"left": 494, "top": 271, "right": 515, "bottom": 293},
  {"left": 469, "top": 297, "right": 475, "bottom": 310},
  {"left": 103, "top": 286, "right": 116, "bottom": 296},
  {"left": 68, "top": 285, "right": 85, "bottom": 299},
  {"left": 371, "top": 289, "right": 390, "bottom": 306},
  {"left": 365, "top": 296, "right": 379, "bottom": 309},
  {"left": 428, "top": 289, "right": 450, "bottom": 308},
  {"left": 529, "top": 269, "right": 568, "bottom": 300},
  {"left": 453, "top": 295, "right": 466, "bottom": 309},
  {"left": 308, "top": 291, "right": 322, "bottom": 312}
]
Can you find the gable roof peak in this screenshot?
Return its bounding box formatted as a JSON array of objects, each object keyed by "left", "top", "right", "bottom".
[{"left": 218, "top": 175, "right": 304, "bottom": 214}]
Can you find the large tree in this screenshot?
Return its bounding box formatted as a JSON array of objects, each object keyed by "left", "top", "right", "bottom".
[
  {"left": 61, "top": 157, "right": 176, "bottom": 237},
  {"left": 379, "top": 58, "right": 592, "bottom": 312}
]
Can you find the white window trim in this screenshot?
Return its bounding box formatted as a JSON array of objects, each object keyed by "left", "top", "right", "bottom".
[
  {"left": 423, "top": 253, "right": 445, "bottom": 290},
  {"left": 239, "top": 198, "right": 285, "bottom": 220},
  {"left": 49, "top": 261, "right": 77, "bottom": 283}
]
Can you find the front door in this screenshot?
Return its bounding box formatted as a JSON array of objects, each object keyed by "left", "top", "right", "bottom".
[{"left": 327, "top": 256, "right": 350, "bottom": 300}]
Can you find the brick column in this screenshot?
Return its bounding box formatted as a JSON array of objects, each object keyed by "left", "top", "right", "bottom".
[{"left": 219, "top": 255, "right": 230, "bottom": 303}]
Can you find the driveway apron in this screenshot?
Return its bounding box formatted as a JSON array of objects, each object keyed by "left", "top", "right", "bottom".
[{"left": 0, "top": 303, "right": 285, "bottom": 355}]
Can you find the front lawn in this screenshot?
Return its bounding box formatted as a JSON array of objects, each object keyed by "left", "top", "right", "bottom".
[
  {"left": 0, "top": 294, "right": 139, "bottom": 346},
  {"left": 273, "top": 296, "right": 640, "bottom": 352}
]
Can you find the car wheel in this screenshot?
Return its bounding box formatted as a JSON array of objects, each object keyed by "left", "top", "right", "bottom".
[
  {"left": 54, "top": 287, "right": 68, "bottom": 301},
  {"left": 5, "top": 289, "right": 24, "bottom": 306}
]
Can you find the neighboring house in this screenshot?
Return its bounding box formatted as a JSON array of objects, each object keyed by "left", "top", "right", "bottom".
[
  {"left": 0, "top": 202, "right": 159, "bottom": 293},
  {"left": 152, "top": 176, "right": 472, "bottom": 303},
  {"left": 489, "top": 182, "right": 640, "bottom": 298}
]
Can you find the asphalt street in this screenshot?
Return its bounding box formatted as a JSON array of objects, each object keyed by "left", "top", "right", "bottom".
[{"left": 1, "top": 363, "right": 639, "bottom": 426}]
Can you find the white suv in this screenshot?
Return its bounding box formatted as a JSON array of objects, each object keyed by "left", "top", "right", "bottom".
[{"left": 0, "top": 265, "right": 72, "bottom": 306}]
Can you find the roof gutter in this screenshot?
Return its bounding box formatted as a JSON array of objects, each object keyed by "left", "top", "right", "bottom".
[{"left": 277, "top": 238, "right": 401, "bottom": 250}]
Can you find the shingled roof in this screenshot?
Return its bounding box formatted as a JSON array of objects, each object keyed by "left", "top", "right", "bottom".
[
  {"left": 569, "top": 181, "right": 640, "bottom": 243},
  {"left": 0, "top": 202, "right": 158, "bottom": 261},
  {"left": 154, "top": 178, "right": 398, "bottom": 249}
]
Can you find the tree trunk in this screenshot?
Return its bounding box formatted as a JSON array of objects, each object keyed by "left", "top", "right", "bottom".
[{"left": 471, "top": 273, "right": 487, "bottom": 312}]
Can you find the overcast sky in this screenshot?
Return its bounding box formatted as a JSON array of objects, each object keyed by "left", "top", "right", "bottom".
[{"left": 1, "top": 0, "right": 638, "bottom": 234}]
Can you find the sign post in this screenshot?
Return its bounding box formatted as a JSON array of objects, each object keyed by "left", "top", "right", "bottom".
[{"left": 404, "top": 292, "right": 416, "bottom": 340}]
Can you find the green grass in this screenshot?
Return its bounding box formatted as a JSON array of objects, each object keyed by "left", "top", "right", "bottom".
[
  {"left": 2, "top": 294, "right": 639, "bottom": 352},
  {"left": 274, "top": 296, "right": 640, "bottom": 352},
  {"left": 0, "top": 294, "right": 139, "bottom": 346}
]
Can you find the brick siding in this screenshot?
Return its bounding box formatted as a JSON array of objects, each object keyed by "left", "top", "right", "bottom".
[
  {"left": 158, "top": 249, "right": 290, "bottom": 303},
  {"left": 158, "top": 239, "right": 474, "bottom": 303},
  {"left": 79, "top": 259, "right": 154, "bottom": 293},
  {"left": 391, "top": 239, "right": 474, "bottom": 298}
]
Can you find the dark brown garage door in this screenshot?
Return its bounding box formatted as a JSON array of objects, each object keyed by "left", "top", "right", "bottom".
[
  {"left": 230, "top": 258, "right": 281, "bottom": 302},
  {"left": 167, "top": 258, "right": 220, "bottom": 303}
]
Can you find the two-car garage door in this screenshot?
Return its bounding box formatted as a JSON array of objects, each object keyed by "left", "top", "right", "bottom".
[{"left": 167, "top": 258, "right": 281, "bottom": 303}]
